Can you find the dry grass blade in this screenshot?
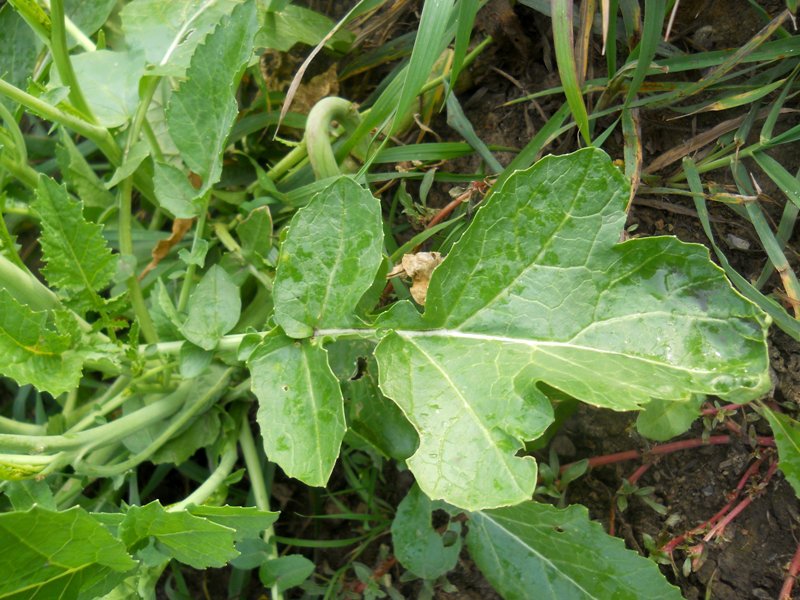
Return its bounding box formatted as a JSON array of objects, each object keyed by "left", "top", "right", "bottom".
[
  {"left": 575, "top": 0, "right": 596, "bottom": 87},
  {"left": 600, "top": 0, "right": 610, "bottom": 54},
  {"left": 644, "top": 108, "right": 785, "bottom": 174}
]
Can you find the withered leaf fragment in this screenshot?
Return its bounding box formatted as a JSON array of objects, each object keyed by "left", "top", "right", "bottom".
[{"left": 386, "top": 252, "right": 443, "bottom": 305}]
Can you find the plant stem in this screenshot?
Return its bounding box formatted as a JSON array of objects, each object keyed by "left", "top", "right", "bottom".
[
  {"left": 177, "top": 193, "right": 211, "bottom": 312},
  {"left": 0, "top": 415, "right": 44, "bottom": 435},
  {"left": 118, "top": 178, "right": 158, "bottom": 343},
  {"left": 0, "top": 253, "right": 62, "bottom": 311},
  {"left": 780, "top": 540, "right": 800, "bottom": 600},
  {"left": 305, "top": 97, "right": 363, "bottom": 179},
  {"left": 0, "top": 77, "right": 118, "bottom": 163},
  {"left": 76, "top": 369, "right": 233, "bottom": 476},
  {"left": 168, "top": 438, "right": 239, "bottom": 512},
  {"left": 48, "top": 0, "right": 95, "bottom": 122},
  {"left": 239, "top": 415, "right": 282, "bottom": 600},
  {"left": 117, "top": 77, "right": 163, "bottom": 343},
  {"left": 0, "top": 382, "right": 189, "bottom": 453}
]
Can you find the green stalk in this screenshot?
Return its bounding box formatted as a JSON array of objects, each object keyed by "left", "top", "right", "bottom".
[
  {"left": 177, "top": 193, "right": 211, "bottom": 312},
  {"left": 118, "top": 177, "right": 158, "bottom": 343},
  {"left": 0, "top": 153, "right": 39, "bottom": 189},
  {"left": 0, "top": 78, "right": 118, "bottom": 162},
  {"left": 48, "top": 0, "right": 95, "bottom": 122},
  {"left": 0, "top": 415, "right": 44, "bottom": 435},
  {"left": 0, "top": 386, "right": 187, "bottom": 453},
  {"left": 239, "top": 415, "right": 282, "bottom": 600},
  {"left": 305, "top": 97, "right": 363, "bottom": 179},
  {"left": 168, "top": 437, "right": 239, "bottom": 511},
  {"left": 0, "top": 253, "right": 62, "bottom": 311},
  {"left": 76, "top": 369, "right": 233, "bottom": 476},
  {"left": 117, "top": 77, "right": 162, "bottom": 343}
]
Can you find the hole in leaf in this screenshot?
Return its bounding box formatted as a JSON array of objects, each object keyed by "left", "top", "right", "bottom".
[{"left": 350, "top": 356, "right": 367, "bottom": 381}]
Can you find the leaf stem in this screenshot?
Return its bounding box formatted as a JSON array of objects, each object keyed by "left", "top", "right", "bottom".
[
  {"left": 305, "top": 97, "right": 363, "bottom": 179},
  {"left": 177, "top": 193, "right": 211, "bottom": 313},
  {"left": 168, "top": 436, "right": 239, "bottom": 512},
  {"left": 117, "top": 77, "right": 163, "bottom": 343},
  {"left": 48, "top": 0, "right": 95, "bottom": 122},
  {"left": 0, "top": 77, "right": 118, "bottom": 162},
  {"left": 239, "top": 414, "right": 282, "bottom": 600},
  {"left": 119, "top": 178, "right": 158, "bottom": 343}
]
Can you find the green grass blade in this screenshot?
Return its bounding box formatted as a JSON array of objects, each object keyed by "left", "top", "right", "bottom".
[
  {"left": 450, "top": 0, "right": 480, "bottom": 91},
  {"left": 445, "top": 83, "right": 503, "bottom": 173},
  {"left": 683, "top": 158, "right": 800, "bottom": 339},
  {"left": 731, "top": 161, "right": 800, "bottom": 316},
  {"left": 390, "top": 0, "right": 455, "bottom": 136},
  {"left": 760, "top": 64, "right": 800, "bottom": 143},
  {"left": 374, "top": 142, "right": 475, "bottom": 163},
  {"left": 624, "top": 0, "right": 666, "bottom": 105},
  {"left": 752, "top": 151, "right": 800, "bottom": 210},
  {"left": 621, "top": 106, "right": 641, "bottom": 209},
  {"left": 551, "top": 0, "right": 591, "bottom": 144},
  {"left": 491, "top": 102, "right": 571, "bottom": 190}
]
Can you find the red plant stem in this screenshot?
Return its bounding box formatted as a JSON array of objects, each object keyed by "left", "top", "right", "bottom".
[
  {"left": 661, "top": 456, "right": 777, "bottom": 555},
  {"left": 780, "top": 541, "right": 800, "bottom": 600},
  {"left": 701, "top": 403, "right": 747, "bottom": 416},
  {"left": 627, "top": 463, "right": 652, "bottom": 486},
  {"left": 703, "top": 460, "right": 779, "bottom": 541}
]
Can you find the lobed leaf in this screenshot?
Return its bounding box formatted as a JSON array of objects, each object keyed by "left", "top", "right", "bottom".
[
  {"left": 0, "top": 506, "right": 135, "bottom": 599},
  {"left": 118, "top": 501, "right": 238, "bottom": 569},
  {"left": 33, "top": 175, "right": 118, "bottom": 314},
  {"left": 376, "top": 148, "right": 770, "bottom": 510},
  {"left": 166, "top": 0, "right": 257, "bottom": 198},
  {"left": 0, "top": 289, "right": 83, "bottom": 396},
  {"left": 121, "top": 0, "right": 246, "bottom": 77},
  {"left": 249, "top": 333, "right": 346, "bottom": 487},
  {"left": 467, "top": 501, "right": 682, "bottom": 599}
]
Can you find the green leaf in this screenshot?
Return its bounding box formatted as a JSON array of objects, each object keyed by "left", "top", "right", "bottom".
[
  {"left": 273, "top": 177, "right": 384, "bottom": 338},
  {"left": 636, "top": 395, "right": 704, "bottom": 442},
  {"left": 0, "top": 506, "right": 135, "bottom": 599},
  {"left": 332, "top": 343, "right": 418, "bottom": 460},
  {"left": 467, "top": 501, "right": 682, "bottom": 599},
  {"left": 256, "top": 5, "right": 353, "bottom": 53},
  {"left": 0, "top": 5, "right": 42, "bottom": 110},
  {"left": 186, "top": 505, "right": 279, "bottom": 540},
  {"left": 237, "top": 206, "right": 273, "bottom": 263},
  {"left": 391, "top": 484, "right": 461, "bottom": 579},
  {"left": 153, "top": 161, "right": 200, "bottom": 218},
  {"left": 33, "top": 175, "right": 118, "bottom": 314},
  {"left": 166, "top": 0, "right": 257, "bottom": 194},
  {"left": 0, "top": 289, "right": 83, "bottom": 396},
  {"left": 118, "top": 501, "right": 238, "bottom": 569},
  {"left": 121, "top": 0, "right": 246, "bottom": 77},
  {"left": 52, "top": 50, "right": 145, "bottom": 127},
  {"left": 259, "top": 555, "right": 315, "bottom": 592},
  {"left": 248, "top": 333, "right": 346, "bottom": 487},
  {"left": 55, "top": 129, "right": 115, "bottom": 208},
  {"left": 4, "top": 479, "right": 57, "bottom": 511},
  {"left": 761, "top": 406, "right": 800, "bottom": 497},
  {"left": 376, "top": 148, "right": 770, "bottom": 510},
  {"left": 180, "top": 265, "right": 241, "bottom": 350},
  {"left": 64, "top": 0, "right": 116, "bottom": 38}
]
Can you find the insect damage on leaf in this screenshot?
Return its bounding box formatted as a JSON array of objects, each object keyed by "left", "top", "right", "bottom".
[{"left": 387, "top": 252, "right": 444, "bottom": 305}]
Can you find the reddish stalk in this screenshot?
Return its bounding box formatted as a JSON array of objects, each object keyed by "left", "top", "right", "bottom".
[
  {"left": 660, "top": 455, "right": 777, "bottom": 560},
  {"left": 780, "top": 541, "right": 800, "bottom": 600},
  {"left": 560, "top": 434, "right": 773, "bottom": 476}
]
